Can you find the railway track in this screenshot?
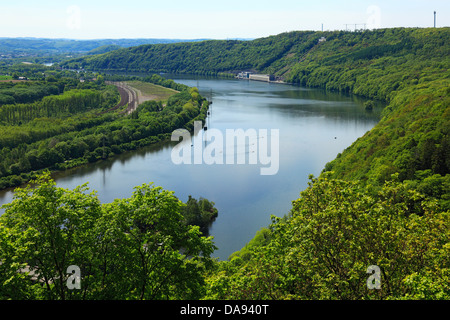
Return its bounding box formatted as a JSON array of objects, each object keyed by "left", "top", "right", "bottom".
[{"left": 105, "top": 81, "right": 139, "bottom": 114}]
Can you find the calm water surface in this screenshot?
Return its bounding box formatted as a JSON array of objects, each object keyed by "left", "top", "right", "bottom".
[{"left": 0, "top": 76, "right": 383, "bottom": 260}]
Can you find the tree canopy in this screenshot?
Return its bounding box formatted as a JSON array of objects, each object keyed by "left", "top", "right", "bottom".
[
  {"left": 0, "top": 172, "right": 216, "bottom": 300},
  {"left": 205, "top": 174, "right": 450, "bottom": 300}
]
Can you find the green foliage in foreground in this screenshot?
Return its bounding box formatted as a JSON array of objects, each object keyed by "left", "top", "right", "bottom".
[
  {"left": 205, "top": 174, "right": 450, "bottom": 300},
  {"left": 1, "top": 173, "right": 448, "bottom": 300},
  {"left": 0, "top": 173, "right": 216, "bottom": 300}
]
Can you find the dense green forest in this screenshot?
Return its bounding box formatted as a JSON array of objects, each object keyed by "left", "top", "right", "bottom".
[
  {"left": 0, "top": 66, "right": 209, "bottom": 190},
  {"left": 0, "top": 173, "right": 217, "bottom": 299},
  {"left": 1, "top": 27, "right": 449, "bottom": 300},
  {"left": 61, "top": 31, "right": 314, "bottom": 75},
  {"left": 207, "top": 173, "right": 449, "bottom": 299}
]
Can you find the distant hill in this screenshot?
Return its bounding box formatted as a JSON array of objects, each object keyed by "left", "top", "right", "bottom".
[
  {"left": 60, "top": 31, "right": 316, "bottom": 74},
  {"left": 61, "top": 28, "right": 449, "bottom": 84},
  {"left": 86, "top": 44, "right": 123, "bottom": 55},
  {"left": 0, "top": 37, "right": 207, "bottom": 55}
]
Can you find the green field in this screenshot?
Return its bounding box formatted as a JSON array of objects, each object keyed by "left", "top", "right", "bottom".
[
  {"left": 0, "top": 75, "right": 12, "bottom": 80},
  {"left": 125, "top": 80, "right": 179, "bottom": 102}
]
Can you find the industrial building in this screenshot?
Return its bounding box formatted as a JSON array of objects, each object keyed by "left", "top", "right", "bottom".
[
  {"left": 249, "top": 74, "right": 275, "bottom": 82},
  {"left": 236, "top": 72, "right": 275, "bottom": 82}
]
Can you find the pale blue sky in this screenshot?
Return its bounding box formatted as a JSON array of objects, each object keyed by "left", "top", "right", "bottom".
[{"left": 1, "top": 0, "right": 448, "bottom": 39}]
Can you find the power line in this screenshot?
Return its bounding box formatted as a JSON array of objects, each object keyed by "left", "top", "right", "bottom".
[{"left": 344, "top": 23, "right": 367, "bottom": 32}]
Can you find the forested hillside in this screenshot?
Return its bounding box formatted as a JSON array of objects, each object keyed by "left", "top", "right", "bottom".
[
  {"left": 60, "top": 31, "right": 316, "bottom": 75},
  {"left": 62, "top": 28, "right": 448, "bottom": 84}
]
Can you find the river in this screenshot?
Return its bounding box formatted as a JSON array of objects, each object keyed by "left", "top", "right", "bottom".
[{"left": 0, "top": 76, "right": 383, "bottom": 260}]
